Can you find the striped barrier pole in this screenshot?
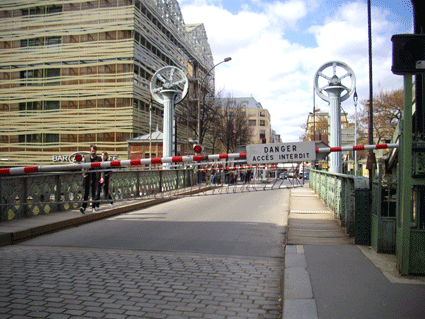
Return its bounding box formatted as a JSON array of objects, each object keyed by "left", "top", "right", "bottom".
[
  {"left": 0, "top": 143, "right": 399, "bottom": 176},
  {"left": 316, "top": 143, "right": 399, "bottom": 153},
  {"left": 0, "top": 153, "right": 247, "bottom": 176}
]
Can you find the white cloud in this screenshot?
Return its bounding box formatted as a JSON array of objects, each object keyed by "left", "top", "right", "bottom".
[
  {"left": 264, "top": 0, "right": 308, "bottom": 29},
  {"left": 181, "top": 0, "right": 408, "bottom": 142}
]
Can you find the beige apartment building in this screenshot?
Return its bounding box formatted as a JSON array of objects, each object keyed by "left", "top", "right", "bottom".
[
  {"left": 219, "top": 97, "right": 272, "bottom": 145},
  {"left": 0, "top": 0, "right": 214, "bottom": 166}
]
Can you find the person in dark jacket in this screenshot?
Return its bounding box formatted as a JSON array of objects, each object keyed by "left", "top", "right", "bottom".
[
  {"left": 80, "top": 145, "right": 101, "bottom": 214},
  {"left": 95, "top": 151, "right": 114, "bottom": 210}
]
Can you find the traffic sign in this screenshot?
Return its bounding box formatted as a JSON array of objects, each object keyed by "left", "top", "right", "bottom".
[{"left": 246, "top": 142, "right": 316, "bottom": 164}]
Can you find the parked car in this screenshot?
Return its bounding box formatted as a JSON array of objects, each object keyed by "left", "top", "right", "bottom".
[{"left": 279, "top": 172, "right": 288, "bottom": 179}]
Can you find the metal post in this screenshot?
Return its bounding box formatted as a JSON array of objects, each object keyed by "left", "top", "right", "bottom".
[
  {"left": 313, "top": 86, "right": 316, "bottom": 141},
  {"left": 197, "top": 57, "right": 232, "bottom": 145},
  {"left": 397, "top": 74, "right": 413, "bottom": 275},
  {"left": 149, "top": 97, "right": 152, "bottom": 169},
  {"left": 354, "top": 89, "right": 358, "bottom": 175},
  {"left": 314, "top": 61, "right": 356, "bottom": 174},
  {"left": 367, "top": 0, "right": 374, "bottom": 189},
  {"left": 325, "top": 86, "right": 344, "bottom": 173},
  {"left": 161, "top": 90, "right": 178, "bottom": 160}
]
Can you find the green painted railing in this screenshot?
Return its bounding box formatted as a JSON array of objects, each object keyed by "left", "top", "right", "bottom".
[
  {"left": 310, "top": 169, "right": 371, "bottom": 244},
  {"left": 0, "top": 168, "right": 195, "bottom": 222}
]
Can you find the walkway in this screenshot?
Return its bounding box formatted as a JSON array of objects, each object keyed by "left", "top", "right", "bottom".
[{"left": 284, "top": 187, "right": 425, "bottom": 319}]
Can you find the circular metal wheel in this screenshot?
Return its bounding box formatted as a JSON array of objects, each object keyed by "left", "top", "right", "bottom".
[
  {"left": 314, "top": 61, "right": 356, "bottom": 102},
  {"left": 150, "top": 66, "right": 188, "bottom": 104}
]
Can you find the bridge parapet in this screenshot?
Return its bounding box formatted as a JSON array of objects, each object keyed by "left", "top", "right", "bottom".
[
  {"left": 310, "top": 169, "right": 371, "bottom": 245},
  {"left": 0, "top": 168, "right": 195, "bottom": 222}
]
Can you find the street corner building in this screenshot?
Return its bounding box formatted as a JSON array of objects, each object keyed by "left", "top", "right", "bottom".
[{"left": 0, "top": 0, "right": 214, "bottom": 167}]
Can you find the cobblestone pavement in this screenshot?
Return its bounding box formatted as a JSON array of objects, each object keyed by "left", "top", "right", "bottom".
[{"left": 0, "top": 246, "right": 283, "bottom": 319}]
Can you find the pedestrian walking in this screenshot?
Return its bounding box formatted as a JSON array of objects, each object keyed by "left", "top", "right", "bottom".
[
  {"left": 80, "top": 145, "right": 101, "bottom": 214},
  {"left": 206, "top": 165, "right": 212, "bottom": 185},
  {"left": 95, "top": 151, "right": 114, "bottom": 210}
]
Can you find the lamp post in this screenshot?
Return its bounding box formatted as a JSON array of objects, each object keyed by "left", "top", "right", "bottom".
[
  {"left": 353, "top": 88, "right": 358, "bottom": 175},
  {"left": 197, "top": 57, "right": 232, "bottom": 145}
]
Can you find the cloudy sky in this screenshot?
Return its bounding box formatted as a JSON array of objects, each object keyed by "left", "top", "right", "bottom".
[{"left": 179, "top": 0, "right": 414, "bottom": 142}]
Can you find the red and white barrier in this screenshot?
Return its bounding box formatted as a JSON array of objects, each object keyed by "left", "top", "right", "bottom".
[
  {"left": 316, "top": 143, "right": 399, "bottom": 153},
  {"left": 198, "top": 164, "right": 277, "bottom": 172},
  {"left": 0, "top": 153, "right": 247, "bottom": 176},
  {"left": 0, "top": 143, "right": 400, "bottom": 176}
]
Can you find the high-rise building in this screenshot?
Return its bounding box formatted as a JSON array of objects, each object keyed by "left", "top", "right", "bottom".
[{"left": 0, "top": 0, "right": 214, "bottom": 166}]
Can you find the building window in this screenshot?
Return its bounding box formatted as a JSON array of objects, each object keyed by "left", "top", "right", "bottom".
[
  {"left": 260, "top": 111, "right": 265, "bottom": 117},
  {"left": 260, "top": 120, "right": 266, "bottom": 126},
  {"left": 21, "top": 38, "right": 41, "bottom": 48},
  {"left": 46, "top": 68, "right": 60, "bottom": 85},
  {"left": 18, "top": 134, "right": 59, "bottom": 144},
  {"left": 19, "top": 101, "right": 41, "bottom": 112},
  {"left": 47, "top": 37, "right": 61, "bottom": 45},
  {"left": 47, "top": 6, "right": 62, "bottom": 14},
  {"left": 46, "top": 37, "right": 61, "bottom": 52},
  {"left": 29, "top": 134, "right": 42, "bottom": 143},
  {"left": 22, "top": 7, "right": 42, "bottom": 16},
  {"left": 249, "top": 120, "right": 256, "bottom": 126},
  {"left": 45, "top": 101, "right": 60, "bottom": 111},
  {"left": 45, "top": 134, "right": 59, "bottom": 143},
  {"left": 20, "top": 70, "right": 40, "bottom": 86}
]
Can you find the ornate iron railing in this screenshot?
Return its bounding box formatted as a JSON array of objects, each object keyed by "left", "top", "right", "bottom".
[
  {"left": 0, "top": 168, "right": 195, "bottom": 222},
  {"left": 310, "top": 169, "right": 371, "bottom": 244}
]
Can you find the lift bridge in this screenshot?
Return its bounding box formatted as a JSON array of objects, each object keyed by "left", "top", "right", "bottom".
[{"left": 0, "top": 141, "right": 397, "bottom": 223}]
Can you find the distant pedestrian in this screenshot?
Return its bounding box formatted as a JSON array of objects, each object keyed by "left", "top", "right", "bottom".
[
  {"left": 206, "top": 165, "right": 212, "bottom": 185},
  {"left": 95, "top": 151, "right": 114, "bottom": 210},
  {"left": 80, "top": 145, "right": 101, "bottom": 214}
]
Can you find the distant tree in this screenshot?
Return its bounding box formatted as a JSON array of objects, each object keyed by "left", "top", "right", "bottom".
[
  {"left": 183, "top": 77, "right": 222, "bottom": 145},
  {"left": 215, "top": 95, "right": 252, "bottom": 154},
  {"left": 351, "top": 88, "right": 403, "bottom": 160},
  {"left": 357, "top": 88, "right": 403, "bottom": 144}
]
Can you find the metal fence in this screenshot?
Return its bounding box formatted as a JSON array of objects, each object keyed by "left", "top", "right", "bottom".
[
  {"left": 310, "top": 169, "right": 371, "bottom": 244},
  {"left": 0, "top": 168, "right": 195, "bottom": 222}
]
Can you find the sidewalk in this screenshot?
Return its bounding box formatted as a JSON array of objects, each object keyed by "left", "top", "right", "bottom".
[{"left": 285, "top": 186, "right": 425, "bottom": 319}]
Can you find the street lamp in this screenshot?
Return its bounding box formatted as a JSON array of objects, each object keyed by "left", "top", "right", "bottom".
[
  {"left": 197, "top": 57, "right": 232, "bottom": 145},
  {"left": 353, "top": 88, "right": 358, "bottom": 175}
]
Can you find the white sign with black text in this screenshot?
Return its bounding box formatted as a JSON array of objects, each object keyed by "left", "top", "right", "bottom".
[{"left": 246, "top": 142, "right": 316, "bottom": 164}]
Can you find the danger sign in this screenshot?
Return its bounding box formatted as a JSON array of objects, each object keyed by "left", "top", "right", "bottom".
[{"left": 246, "top": 142, "right": 316, "bottom": 164}]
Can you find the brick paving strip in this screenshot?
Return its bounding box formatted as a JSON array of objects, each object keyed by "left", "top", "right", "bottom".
[{"left": 0, "top": 246, "right": 283, "bottom": 319}]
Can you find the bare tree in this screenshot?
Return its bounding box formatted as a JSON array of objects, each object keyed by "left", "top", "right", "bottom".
[
  {"left": 181, "top": 77, "right": 224, "bottom": 147},
  {"left": 357, "top": 88, "right": 403, "bottom": 144},
  {"left": 346, "top": 88, "right": 403, "bottom": 160},
  {"left": 215, "top": 95, "right": 252, "bottom": 154}
]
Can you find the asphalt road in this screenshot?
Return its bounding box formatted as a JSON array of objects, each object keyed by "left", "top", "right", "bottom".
[
  {"left": 21, "top": 189, "right": 290, "bottom": 257},
  {"left": 2, "top": 188, "right": 289, "bottom": 318}
]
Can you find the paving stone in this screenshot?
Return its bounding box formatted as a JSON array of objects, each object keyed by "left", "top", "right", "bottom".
[
  {"left": 284, "top": 299, "right": 318, "bottom": 319},
  {"left": 0, "top": 246, "right": 283, "bottom": 319},
  {"left": 284, "top": 267, "right": 313, "bottom": 299}
]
